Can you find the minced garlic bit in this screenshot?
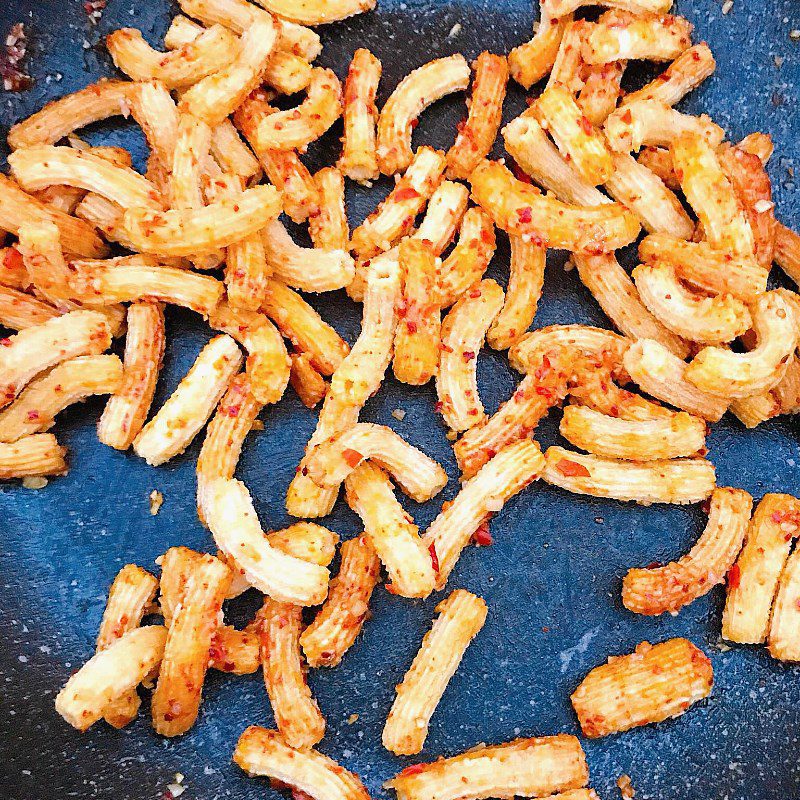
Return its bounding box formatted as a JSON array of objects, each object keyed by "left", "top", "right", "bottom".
[
  {"left": 391, "top": 408, "right": 407, "bottom": 421},
  {"left": 22, "top": 476, "right": 48, "bottom": 490},
  {"left": 448, "top": 22, "right": 462, "bottom": 40},
  {"left": 617, "top": 774, "right": 636, "bottom": 799},
  {"left": 721, "top": 0, "right": 733, "bottom": 15},
  {"left": 149, "top": 489, "right": 164, "bottom": 516},
  {"left": 753, "top": 199, "right": 775, "bottom": 213}
]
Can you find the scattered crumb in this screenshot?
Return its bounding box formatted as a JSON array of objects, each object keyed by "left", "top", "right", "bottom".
[
  {"left": 790, "top": 29, "right": 800, "bottom": 41},
  {"left": 149, "top": 489, "right": 164, "bottom": 516},
  {"left": 166, "top": 773, "right": 185, "bottom": 798},
  {"left": 753, "top": 199, "right": 774, "bottom": 213},
  {"left": 154, "top": 554, "right": 164, "bottom": 566},
  {"left": 617, "top": 774, "right": 635, "bottom": 799},
  {"left": 445, "top": 429, "right": 458, "bottom": 441},
  {"left": 22, "top": 476, "right": 48, "bottom": 490},
  {"left": 83, "top": 0, "right": 107, "bottom": 25},
  {"left": 2, "top": 23, "right": 31, "bottom": 92},
  {"left": 250, "top": 419, "right": 265, "bottom": 431},
  {"left": 721, "top": 0, "right": 733, "bottom": 15},
  {"left": 563, "top": 258, "right": 576, "bottom": 272},
  {"left": 347, "top": 713, "right": 359, "bottom": 724},
  {"left": 391, "top": 408, "right": 406, "bottom": 421},
  {"left": 448, "top": 22, "right": 462, "bottom": 39},
  {"left": 774, "top": 55, "right": 785, "bottom": 68}
]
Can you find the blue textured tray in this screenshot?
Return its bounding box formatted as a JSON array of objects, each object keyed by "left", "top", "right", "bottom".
[{"left": 1, "top": 1, "right": 799, "bottom": 798}]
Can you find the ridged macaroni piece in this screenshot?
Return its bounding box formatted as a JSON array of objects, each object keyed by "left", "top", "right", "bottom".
[
  {"left": 377, "top": 55, "right": 470, "bottom": 175},
  {"left": 257, "top": 599, "right": 325, "bottom": 750},
  {"left": 208, "top": 623, "right": 260, "bottom": 675},
  {"left": 345, "top": 462, "right": 436, "bottom": 598},
  {"left": 129, "top": 81, "right": 180, "bottom": 180},
  {"left": 436, "top": 207, "right": 497, "bottom": 309},
  {"left": 604, "top": 100, "right": 723, "bottom": 153},
  {"left": 425, "top": 440, "right": 545, "bottom": 588},
  {"left": 351, "top": 146, "right": 447, "bottom": 259},
  {"left": 106, "top": 25, "right": 237, "bottom": 89},
  {"left": 728, "top": 391, "right": 781, "bottom": 430},
  {"left": 133, "top": 335, "right": 242, "bottom": 465},
  {"left": 632, "top": 261, "right": 752, "bottom": 344},
  {"left": 532, "top": 84, "right": 613, "bottom": 186},
  {"left": 671, "top": 131, "right": 755, "bottom": 257},
  {"left": 7, "top": 80, "right": 134, "bottom": 150},
  {"left": 487, "top": 236, "right": 545, "bottom": 351},
  {"left": 582, "top": 12, "right": 692, "bottom": 64},
  {"left": 339, "top": 48, "right": 382, "bottom": 182},
  {"left": 385, "top": 734, "right": 589, "bottom": 800},
  {"left": 151, "top": 551, "right": 231, "bottom": 736},
  {"left": 637, "top": 145, "right": 680, "bottom": 188},
  {"left": 502, "top": 110, "right": 610, "bottom": 207},
  {"left": 305, "top": 422, "right": 448, "bottom": 502},
  {"left": 622, "top": 487, "right": 752, "bottom": 615},
  {"left": 416, "top": 179, "right": 470, "bottom": 253},
  {"left": 383, "top": 589, "right": 487, "bottom": 755},
  {"left": 0, "top": 355, "right": 122, "bottom": 443},
  {"left": 775, "top": 222, "right": 800, "bottom": 287},
  {"left": 74, "top": 193, "right": 133, "bottom": 250},
  {"left": 508, "top": 5, "right": 572, "bottom": 89},
  {"left": 95, "top": 565, "right": 159, "bottom": 728},
  {"left": 0, "top": 310, "right": 112, "bottom": 409},
  {"left": 210, "top": 119, "right": 262, "bottom": 185},
  {"left": 261, "top": 279, "right": 349, "bottom": 376},
  {"left": 542, "top": 446, "right": 716, "bottom": 504},
  {"left": 469, "top": 160, "right": 640, "bottom": 253},
  {"left": 547, "top": 20, "right": 590, "bottom": 93},
  {"left": 622, "top": 42, "right": 715, "bottom": 107},
  {"left": 178, "top": 10, "right": 279, "bottom": 126},
  {"left": 0, "top": 434, "right": 68, "bottom": 479},
  {"left": 203, "top": 477, "right": 330, "bottom": 605},
  {"left": 55, "top": 626, "right": 167, "bottom": 731},
  {"left": 722, "top": 493, "right": 800, "bottom": 644},
  {"left": 573, "top": 253, "right": 690, "bottom": 358},
  {"left": 577, "top": 59, "right": 625, "bottom": 128},
  {"left": 0, "top": 286, "right": 59, "bottom": 330},
  {"left": 570, "top": 638, "right": 713, "bottom": 738},
  {"left": 685, "top": 292, "right": 798, "bottom": 399},
  {"left": 233, "top": 727, "right": 371, "bottom": 800},
  {"left": 559, "top": 405, "right": 706, "bottom": 461},
  {"left": 446, "top": 53, "right": 509, "bottom": 180},
  {"left": 768, "top": 545, "right": 800, "bottom": 661},
  {"left": 437, "top": 279, "right": 505, "bottom": 432},
  {"left": 604, "top": 152, "right": 694, "bottom": 238},
  {"left": 124, "top": 184, "right": 281, "bottom": 256},
  {"left": 394, "top": 239, "right": 441, "bottom": 385},
  {"left": 622, "top": 339, "right": 729, "bottom": 421},
  {"left": 263, "top": 219, "right": 354, "bottom": 293},
  {"left": 9, "top": 146, "right": 162, "bottom": 211},
  {"left": 301, "top": 535, "right": 381, "bottom": 667},
  {"left": 253, "top": 0, "right": 375, "bottom": 24},
  {"left": 309, "top": 168, "right": 350, "bottom": 252},
  {"left": 290, "top": 352, "right": 328, "bottom": 409},
  {"left": 638, "top": 234, "right": 768, "bottom": 300}
]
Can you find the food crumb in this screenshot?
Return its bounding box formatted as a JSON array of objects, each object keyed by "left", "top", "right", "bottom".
[
  {"left": 617, "top": 774, "right": 636, "bottom": 799},
  {"left": 347, "top": 713, "right": 359, "bottom": 724},
  {"left": 448, "top": 22, "right": 462, "bottom": 39},
  {"left": 250, "top": 419, "right": 265, "bottom": 431},
  {"left": 391, "top": 408, "right": 406, "bottom": 421},
  {"left": 774, "top": 55, "right": 785, "bottom": 68},
  {"left": 721, "top": 0, "right": 733, "bottom": 15},
  {"left": 149, "top": 489, "right": 164, "bottom": 515},
  {"left": 2, "top": 23, "right": 31, "bottom": 92},
  {"left": 22, "top": 476, "right": 48, "bottom": 490},
  {"left": 790, "top": 29, "right": 800, "bottom": 41}
]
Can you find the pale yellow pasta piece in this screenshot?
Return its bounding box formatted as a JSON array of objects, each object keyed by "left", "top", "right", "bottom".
[
  {"left": 0, "top": 433, "right": 68, "bottom": 479},
  {"left": 582, "top": 12, "right": 692, "bottom": 64},
  {"left": 211, "top": 119, "right": 262, "bottom": 185},
  {"left": 133, "top": 335, "right": 242, "bottom": 466},
  {"left": 774, "top": 352, "right": 800, "bottom": 415},
  {"left": 55, "top": 626, "right": 167, "bottom": 732},
  {"left": 446, "top": 53, "right": 509, "bottom": 180},
  {"left": 570, "top": 638, "right": 713, "bottom": 738},
  {"left": 258, "top": 599, "right": 325, "bottom": 750},
  {"left": 415, "top": 180, "right": 469, "bottom": 254},
  {"left": 685, "top": 292, "right": 798, "bottom": 399},
  {"left": 728, "top": 391, "right": 781, "bottom": 430},
  {"left": 547, "top": 20, "right": 590, "bottom": 93},
  {"left": 305, "top": 422, "right": 448, "bottom": 503},
  {"left": 0, "top": 285, "right": 59, "bottom": 330},
  {"left": 301, "top": 535, "right": 381, "bottom": 668},
  {"left": 345, "top": 462, "right": 436, "bottom": 599},
  {"left": 542, "top": 445, "right": 715, "bottom": 504},
  {"left": 128, "top": 81, "right": 180, "bottom": 179},
  {"left": 768, "top": 546, "right": 800, "bottom": 662},
  {"left": 203, "top": 476, "right": 330, "bottom": 605},
  {"left": 264, "top": 50, "right": 314, "bottom": 95},
  {"left": 775, "top": 222, "right": 800, "bottom": 287},
  {"left": 469, "top": 160, "right": 640, "bottom": 253},
  {"left": 124, "top": 184, "right": 281, "bottom": 256},
  {"left": 339, "top": 48, "right": 382, "bottom": 182},
  {"left": 577, "top": 60, "right": 625, "bottom": 127},
  {"left": 623, "top": 487, "right": 752, "bottom": 615},
  {"left": 425, "top": 440, "right": 546, "bottom": 588},
  {"left": 169, "top": 112, "right": 213, "bottom": 213},
  {"left": 377, "top": 56, "right": 470, "bottom": 176},
  {"left": 309, "top": 168, "right": 349, "bottom": 252},
  {"left": 385, "top": 735, "right": 589, "bottom": 800},
  {"left": 622, "top": 338, "right": 728, "bottom": 422},
  {"left": 290, "top": 352, "right": 328, "bottom": 409},
  {"left": 722, "top": 493, "right": 800, "bottom": 644},
  {"left": 508, "top": 5, "right": 572, "bottom": 90},
  {"left": 383, "top": 589, "right": 487, "bottom": 755},
  {"left": 254, "top": 0, "right": 374, "bottom": 24},
  {"left": 233, "top": 727, "right": 370, "bottom": 800}
]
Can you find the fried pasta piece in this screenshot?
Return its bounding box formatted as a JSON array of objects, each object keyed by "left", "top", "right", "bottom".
[
  {"left": 416, "top": 180, "right": 470, "bottom": 253},
  {"left": 309, "top": 167, "right": 350, "bottom": 252},
  {"left": 290, "top": 352, "right": 328, "bottom": 409},
  {"left": 211, "top": 119, "right": 262, "bottom": 185},
  {"left": 581, "top": 12, "right": 692, "bottom": 64},
  {"left": 0, "top": 285, "right": 59, "bottom": 330},
  {"left": 577, "top": 59, "right": 625, "bottom": 127},
  {"left": 768, "top": 545, "right": 800, "bottom": 662},
  {"left": 542, "top": 446, "right": 716, "bottom": 504},
  {"left": 339, "top": 48, "right": 382, "bottom": 182},
  {"left": 385, "top": 735, "right": 589, "bottom": 800},
  {"left": 129, "top": 81, "right": 180, "bottom": 179},
  {"left": 570, "top": 638, "right": 713, "bottom": 738},
  {"left": 383, "top": 589, "right": 487, "bottom": 755},
  {"left": 133, "top": 335, "right": 242, "bottom": 466},
  {"left": 301, "top": 535, "right": 381, "bottom": 668},
  {"left": 623, "top": 487, "right": 753, "bottom": 615},
  {"left": 508, "top": 5, "right": 572, "bottom": 89},
  {"left": 254, "top": 0, "right": 375, "bottom": 24},
  {"left": 437, "top": 279, "right": 505, "bottom": 432},
  {"left": 722, "top": 493, "right": 800, "bottom": 644},
  {"left": 377, "top": 55, "right": 470, "bottom": 175},
  {"left": 258, "top": 599, "right": 325, "bottom": 750},
  {"left": 0, "top": 433, "right": 68, "bottom": 479}
]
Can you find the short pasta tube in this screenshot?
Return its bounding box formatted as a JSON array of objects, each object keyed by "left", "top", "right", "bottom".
[
  {"left": 768, "top": 546, "right": 800, "bottom": 662},
  {"left": 508, "top": 5, "right": 571, "bottom": 89},
  {"left": 581, "top": 12, "right": 693, "bottom": 64},
  {"left": 0, "top": 433, "right": 68, "bottom": 479},
  {"left": 290, "top": 352, "right": 327, "bottom": 409},
  {"left": 339, "top": 48, "right": 382, "bottom": 182},
  {"left": 254, "top": 0, "right": 375, "bottom": 24},
  {"left": 0, "top": 285, "right": 59, "bottom": 330},
  {"left": 309, "top": 167, "right": 350, "bottom": 252}
]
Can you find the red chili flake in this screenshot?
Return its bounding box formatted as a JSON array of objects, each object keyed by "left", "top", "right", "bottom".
[
  {"left": 620, "top": 108, "right": 633, "bottom": 124},
  {"left": 771, "top": 510, "right": 785, "bottom": 523},
  {"left": 556, "top": 458, "right": 591, "bottom": 478},
  {"left": 385, "top": 582, "right": 399, "bottom": 595},
  {"left": 225, "top": 404, "right": 241, "bottom": 417},
  {"left": 535, "top": 386, "right": 554, "bottom": 399},
  {"left": 645, "top": 561, "right": 662, "bottom": 569},
  {"left": 727, "top": 563, "right": 741, "bottom": 590},
  {"left": 700, "top": 498, "right": 712, "bottom": 514},
  {"left": 578, "top": 115, "right": 594, "bottom": 136},
  {"left": 291, "top": 790, "right": 315, "bottom": 800},
  {"left": 440, "top": 342, "right": 453, "bottom": 353},
  {"left": 468, "top": 287, "right": 482, "bottom": 298},
  {"left": 434, "top": 400, "right": 444, "bottom": 413},
  {"left": 399, "top": 764, "right": 426, "bottom": 777},
  {"left": 2, "top": 23, "right": 32, "bottom": 92},
  {"left": 410, "top": 118, "right": 419, "bottom": 129},
  {"left": 342, "top": 448, "right": 363, "bottom": 468},
  {"left": 2, "top": 247, "right": 23, "bottom": 272},
  {"left": 516, "top": 206, "right": 533, "bottom": 224},
  {"left": 26, "top": 410, "right": 39, "bottom": 421},
  {"left": 406, "top": 320, "right": 418, "bottom": 334},
  {"left": 542, "top": 626, "right": 550, "bottom": 633},
  {"left": 0, "top": 339, "right": 12, "bottom": 347},
  {"left": 510, "top": 159, "right": 533, "bottom": 185},
  {"left": 428, "top": 543, "right": 440, "bottom": 573},
  {"left": 480, "top": 226, "right": 495, "bottom": 245},
  {"left": 462, "top": 350, "right": 475, "bottom": 362},
  {"left": 692, "top": 50, "right": 701, "bottom": 61},
  {"left": 394, "top": 186, "right": 421, "bottom": 202},
  {"left": 472, "top": 522, "right": 493, "bottom": 546}
]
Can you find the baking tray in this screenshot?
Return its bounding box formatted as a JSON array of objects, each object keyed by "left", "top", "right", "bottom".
[{"left": 1, "top": 1, "right": 799, "bottom": 798}]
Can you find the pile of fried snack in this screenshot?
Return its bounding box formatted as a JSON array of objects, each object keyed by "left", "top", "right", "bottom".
[{"left": 1, "top": 0, "right": 800, "bottom": 795}]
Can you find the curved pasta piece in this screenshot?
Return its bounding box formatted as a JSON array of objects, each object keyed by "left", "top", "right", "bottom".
[
  {"left": 0, "top": 433, "right": 68, "bottom": 479},
  {"left": 768, "top": 546, "right": 800, "bottom": 662},
  {"left": 685, "top": 292, "right": 798, "bottom": 399},
  {"left": 623, "top": 338, "right": 728, "bottom": 421},
  {"left": 437, "top": 279, "right": 505, "bottom": 432},
  {"left": 377, "top": 55, "right": 471, "bottom": 175},
  {"left": 300, "top": 535, "right": 381, "bottom": 668},
  {"left": 253, "top": 0, "right": 374, "bottom": 24},
  {"left": 632, "top": 261, "right": 752, "bottom": 344},
  {"left": 582, "top": 12, "right": 692, "bottom": 64},
  {"left": 309, "top": 167, "right": 349, "bottom": 252},
  {"left": 508, "top": 5, "right": 571, "bottom": 89},
  {"left": 289, "top": 352, "right": 327, "bottom": 409},
  {"left": 775, "top": 222, "right": 800, "bottom": 287},
  {"left": 542, "top": 446, "right": 715, "bottom": 504},
  {"left": 446, "top": 53, "right": 509, "bottom": 180},
  {"left": 211, "top": 119, "right": 262, "bottom": 186},
  {"left": 339, "top": 48, "right": 382, "bottom": 182},
  {"left": 304, "top": 422, "right": 448, "bottom": 503},
  {"left": 577, "top": 59, "right": 625, "bottom": 127},
  {"left": 0, "top": 285, "right": 59, "bottom": 330},
  {"left": 469, "top": 160, "right": 640, "bottom": 253},
  {"left": 383, "top": 589, "right": 487, "bottom": 756},
  {"left": 622, "top": 487, "right": 752, "bottom": 615}
]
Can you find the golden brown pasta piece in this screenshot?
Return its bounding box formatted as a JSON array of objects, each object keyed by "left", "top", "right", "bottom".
[
  {"left": 582, "top": 12, "right": 692, "bottom": 64},
  {"left": 508, "top": 5, "right": 572, "bottom": 90},
  {"left": 577, "top": 60, "right": 625, "bottom": 127},
  {"left": 254, "top": 0, "right": 375, "bottom": 24},
  {"left": 768, "top": 545, "right": 800, "bottom": 662},
  {"left": 339, "top": 48, "right": 382, "bottom": 182},
  {"left": 290, "top": 352, "right": 328, "bottom": 409},
  {"left": 0, "top": 433, "right": 68, "bottom": 479},
  {"left": 0, "top": 285, "right": 59, "bottom": 330},
  {"left": 309, "top": 167, "right": 350, "bottom": 252},
  {"left": 775, "top": 222, "right": 800, "bottom": 288}
]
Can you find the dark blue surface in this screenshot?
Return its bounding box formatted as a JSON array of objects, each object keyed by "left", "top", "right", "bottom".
[{"left": 1, "top": 1, "right": 800, "bottom": 799}]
